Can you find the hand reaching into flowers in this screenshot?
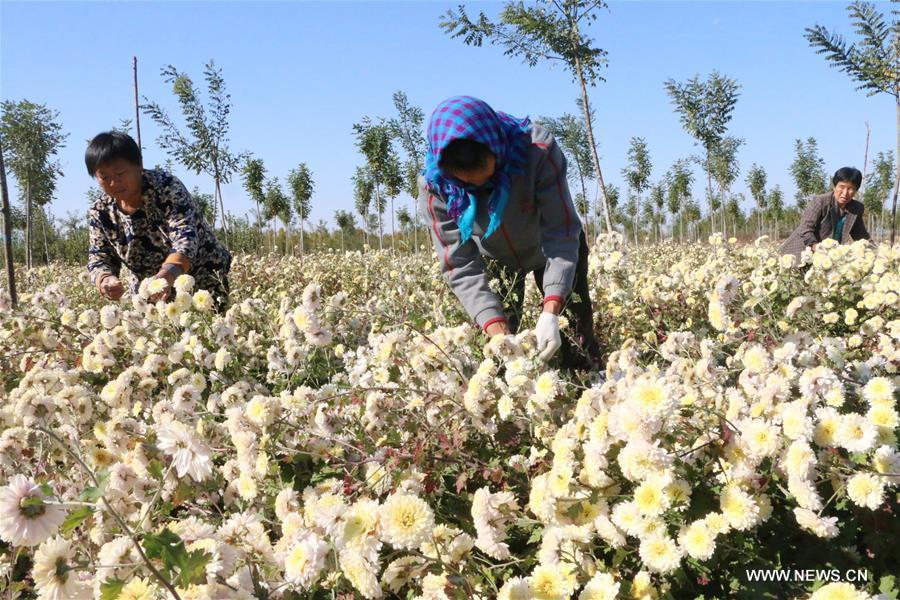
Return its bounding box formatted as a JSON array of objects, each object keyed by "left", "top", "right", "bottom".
[
  {"left": 148, "top": 263, "right": 183, "bottom": 303},
  {"left": 535, "top": 311, "right": 562, "bottom": 362},
  {"left": 98, "top": 274, "right": 124, "bottom": 300}
]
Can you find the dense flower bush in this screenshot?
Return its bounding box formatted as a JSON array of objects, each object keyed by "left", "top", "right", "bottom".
[{"left": 0, "top": 236, "right": 898, "bottom": 599}]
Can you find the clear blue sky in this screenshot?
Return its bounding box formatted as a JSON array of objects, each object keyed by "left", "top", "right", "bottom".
[{"left": 2, "top": 1, "right": 895, "bottom": 228}]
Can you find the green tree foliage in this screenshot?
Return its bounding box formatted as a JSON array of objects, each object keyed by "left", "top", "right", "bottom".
[
  {"left": 666, "top": 159, "right": 694, "bottom": 241},
  {"left": 288, "top": 163, "right": 314, "bottom": 256},
  {"left": 387, "top": 91, "right": 427, "bottom": 254},
  {"left": 241, "top": 157, "right": 267, "bottom": 229},
  {"left": 264, "top": 177, "right": 291, "bottom": 254},
  {"left": 768, "top": 184, "right": 786, "bottom": 238},
  {"left": 746, "top": 163, "right": 769, "bottom": 238},
  {"left": 142, "top": 60, "right": 241, "bottom": 242},
  {"left": 0, "top": 100, "right": 67, "bottom": 269},
  {"left": 664, "top": 71, "right": 741, "bottom": 235},
  {"left": 190, "top": 186, "right": 215, "bottom": 224},
  {"left": 863, "top": 150, "right": 896, "bottom": 235},
  {"left": 806, "top": 1, "right": 899, "bottom": 242},
  {"left": 440, "top": 0, "right": 615, "bottom": 233},
  {"left": 790, "top": 137, "right": 829, "bottom": 208},
  {"left": 622, "top": 137, "right": 652, "bottom": 242},
  {"left": 352, "top": 119, "right": 403, "bottom": 251},
  {"left": 709, "top": 135, "right": 744, "bottom": 215},
  {"left": 352, "top": 166, "right": 374, "bottom": 248}
]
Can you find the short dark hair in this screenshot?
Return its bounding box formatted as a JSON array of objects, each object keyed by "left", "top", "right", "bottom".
[
  {"left": 439, "top": 139, "right": 494, "bottom": 173},
  {"left": 85, "top": 131, "right": 142, "bottom": 176},
  {"left": 832, "top": 166, "right": 862, "bottom": 189}
]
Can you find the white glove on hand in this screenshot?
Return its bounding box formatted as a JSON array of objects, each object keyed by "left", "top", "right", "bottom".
[{"left": 535, "top": 312, "right": 562, "bottom": 362}]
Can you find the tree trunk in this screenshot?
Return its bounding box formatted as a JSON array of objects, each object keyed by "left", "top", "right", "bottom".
[
  {"left": 25, "top": 177, "right": 32, "bottom": 270},
  {"left": 300, "top": 220, "right": 305, "bottom": 259},
  {"left": 390, "top": 197, "right": 396, "bottom": 254},
  {"left": 215, "top": 178, "right": 230, "bottom": 249},
  {"left": 705, "top": 151, "right": 715, "bottom": 237},
  {"left": 861, "top": 121, "right": 870, "bottom": 195},
  {"left": 572, "top": 52, "right": 612, "bottom": 235},
  {"left": 40, "top": 207, "right": 50, "bottom": 264},
  {"left": 0, "top": 135, "right": 18, "bottom": 308},
  {"left": 340, "top": 229, "right": 345, "bottom": 253}
]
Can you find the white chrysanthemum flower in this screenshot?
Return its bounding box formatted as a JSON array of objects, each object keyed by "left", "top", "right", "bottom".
[
  {"left": 0, "top": 475, "right": 66, "bottom": 546},
  {"left": 284, "top": 533, "right": 329, "bottom": 588},
  {"left": 863, "top": 376, "right": 894, "bottom": 405},
  {"left": 628, "top": 377, "right": 674, "bottom": 418},
  {"left": 155, "top": 421, "right": 213, "bottom": 482},
  {"left": 836, "top": 413, "right": 878, "bottom": 453},
  {"left": 472, "top": 487, "right": 517, "bottom": 559},
  {"left": 117, "top": 577, "right": 157, "bottom": 600},
  {"left": 380, "top": 493, "right": 434, "bottom": 550},
  {"left": 337, "top": 498, "right": 380, "bottom": 552},
  {"left": 275, "top": 488, "right": 300, "bottom": 520},
  {"left": 679, "top": 520, "right": 716, "bottom": 560},
  {"left": 192, "top": 289, "right": 213, "bottom": 312},
  {"left": 793, "top": 507, "right": 839, "bottom": 539},
  {"left": 498, "top": 576, "right": 532, "bottom": 600},
  {"left": 579, "top": 571, "right": 620, "bottom": 600},
  {"left": 214, "top": 347, "right": 232, "bottom": 371},
  {"left": 638, "top": 533, "right": 682, "bottom": 573},
  {"left": 808, "top": 582, "right": 872, "bottom": 600},
  {"left": 31, "top": 536, "right": 91, "bottom": 599},
  {"left": 846, "top": 473, "right": 885, "bottom": 510},
  {"left": 741, "top": 344, "right": 770, "bottom": 375},
  {"left": 719, "top": 485, "right": 760, "bottom": 531},
  {"left": 633, "top": 474, "right": 672, "bottom": 517},
  {"left": 339, "top": 549, "right": 382, "bottom": 599},
  {"left": 738, "top": 419, "right": 781, "bottom": 459},
  {"left": 173, "top": 273, "right": 195, "bottom": 293},
  {"left": 528, "top": 562, "right": 576, "bottom": 600}
]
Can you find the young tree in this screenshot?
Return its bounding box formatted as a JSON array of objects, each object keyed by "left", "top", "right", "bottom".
[
  {"left": 664, "top": 71, "right": 741, "bottom": 235},
  {"left": 806, "top": 1, "right": 900, "bottom": 243},
  {"left": 667, "top": 159, "right": 693, "bottom": 241},
  {"left": 241, "top": 157, "right": 267, "bottom": 232},
  {"left": 622, "top": 137, "right": 652, "bottom": 243},
  {"left": 862, "top": 150, "right": 896, "bottom": 238},
  {"left": 790, "top": 137, "right": 829, "bottom": 208},
  {"left": 142, "top": 60, "right": 241, "bottom": 244},
  {"left": 353, "top": 119, "right": 403, "bottom": 251},
  {"left": 745, "top": 163, "right": 768, "bottom": 238},
  {"left": 0, "top": 100, "right": 67, "bottom": 269},
  {"left": 598, "top": 183, "right": 619, "bottom": 230},
  {"left": 288, "top": 163, "right": 314, "bottom": 258},
  {"left": 388, "top": 91, "right": 427, "bottom": 254},
  {"left": 353, "top": 166, "right": 374, "bottom": 248},
  {"left": 441, "top": 0, "right": 615, "bottom": 233},
  {"left": 768, "top": 185, "right": 785, "bottom": 239},
  {"left": 648, "top": 182, "right": 665, "bottom": 242},
  {"left": 334, "top": 210, "right": 357, "bottom": 252},
  {"left": 709, "top": 135, "right": 744, "bottom": 231},
  {"left": 264, "top": 178, "right": 291, "bottom": 255}
]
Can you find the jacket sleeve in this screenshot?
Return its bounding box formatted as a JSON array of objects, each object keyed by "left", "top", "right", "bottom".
[
  {"left": 798, "top": 195, "right": 825, "bottom": 247},
  {"left": 87, "top": 205, "right": 121, "bottom": 286},
  {"left": 162, "top": 174, "right": 200, "bottom": 270},
  {"left": 534, "top": 138, "right": 583, "bottom": 302},
  {"left": 418, "top": 178, "right": 507, "bottom": 330}
]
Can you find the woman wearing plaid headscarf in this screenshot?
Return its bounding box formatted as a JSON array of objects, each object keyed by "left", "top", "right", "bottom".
[{"left": 418, "top": 96, "right": 602, "bottom": 371}]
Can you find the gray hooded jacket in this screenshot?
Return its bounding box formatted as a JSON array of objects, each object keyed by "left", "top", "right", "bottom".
[{"left": 418, "top": 125, "right": 583, "bottom": 330}]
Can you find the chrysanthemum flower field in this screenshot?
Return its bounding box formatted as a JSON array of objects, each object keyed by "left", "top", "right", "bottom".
[{"left": 1, "top": 234, "right": 898, "bottom": 600}]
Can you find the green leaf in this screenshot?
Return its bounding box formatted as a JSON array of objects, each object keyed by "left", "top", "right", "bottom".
[
  {"left": 879, "top": 575, "right": 898, "bottom": 599},
  {"left": 177, "top": 549, "right": 212, "bottom": 587},
  {"left": 526, "top": 526, "right": 544, "bottom": 545},
  {"left": 143, "top": 528, "right": 187, "bottom": 575},
  {"left": 99, "top": 578, "right": 125, "bottom": 600},
  {"left": 61, "top": 506, "right": 94, "bottom": 535},
  {"left": 80, "top": 470, "right": 110, "bottom": 502},
  {"left": 148, "top": 459, "right": 165, "bottom": 480}
]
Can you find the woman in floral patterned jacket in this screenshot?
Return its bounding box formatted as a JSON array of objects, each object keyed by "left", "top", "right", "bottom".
[{"left": 85, "top": 131, "right": 231, "bottom": 308}]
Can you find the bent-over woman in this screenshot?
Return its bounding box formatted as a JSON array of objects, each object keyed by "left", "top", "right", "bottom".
[{"left": 85, "top": 131, "right": 231, "bottom": 309}]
